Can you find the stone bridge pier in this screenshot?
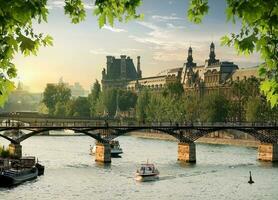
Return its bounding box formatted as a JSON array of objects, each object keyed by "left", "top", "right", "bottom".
[
  {"left": 8, "top": 143, "right": 22, "bottom": 159},
  {"left": 177, "top": 142, "right": 196, "bottom": 163},
  {"left": 94, "top": 142, "right": 111, "bottom": 163},
  {"left": 258, "top": 143, "right": 278, "bottom": 162}
]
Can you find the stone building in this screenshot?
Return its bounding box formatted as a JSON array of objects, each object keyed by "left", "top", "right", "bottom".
[
  {"left": 101, "top": 55, "right": 142, "bottom": 90},
  {"left": 101, "top": 42, "right": 258, "bottom": 94},
  {"left": 127, "top": 68, "right": 182, "bottom": 91},
  {"left": 181, "top": 42, "right": 258, "bottom": 97}
]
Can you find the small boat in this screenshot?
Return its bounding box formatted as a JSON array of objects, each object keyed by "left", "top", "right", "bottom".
[
  {"left": 135, "top": 162, "right": 159, "bottom": 182},
  {"left": 90, "top": 145, "right": 96, "bottom": 155},
  {"left": 35, "top": 162, "right": 45, "bottom": 176},
  {"left": 110, "top": 140, "right": 123, "bottom": 157},
  {"left": 0, "top": 167, "right": 38, "bottom": 187},
  {"left": 0, "top": 156, "right": 45, "bottom": 187},
  {"left": 90, "top": 140, "right": 123, "bottom": 157}
]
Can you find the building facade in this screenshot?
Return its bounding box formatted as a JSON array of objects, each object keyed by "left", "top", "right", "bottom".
[
  {"left": 101, "top": 43, "right": 259, "bottom": 94},
  {"left": 101, "top": 55, "right": 142, "bottom": 90},
  {"left": 181, "top": 42, "right": 258, "bottom": 97}
]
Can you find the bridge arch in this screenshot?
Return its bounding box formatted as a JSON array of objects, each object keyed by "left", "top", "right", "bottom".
[
  {"left": 0, "top": 133, "right": 18, "bottom": 144},
  {"left": 99, "top": 127, "right": 193, "bottom": 143},
  {"left": 189, "top": 128, "right": 277, "bottom": 144}
]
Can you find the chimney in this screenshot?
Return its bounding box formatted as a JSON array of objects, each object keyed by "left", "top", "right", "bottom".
[
  {"left": 120, "top": 55, "right": 127, "bottom": 78},
  {"left": 137, "top": 56, "right": 142, "bottom": 78},
  {"left": 106, "top": 56, "right": 113, "bottom": 77}
]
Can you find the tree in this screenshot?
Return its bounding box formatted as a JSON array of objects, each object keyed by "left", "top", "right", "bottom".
[
  {"left": 245, "top": 97, "right": 264, "bottom": 122},
  {"left": 102, "top": 88, "right": 117, "bottom": 117},
  {"left": 118, "top": 90, "right": 137, "bottom": 111},
  {"left": 67, "top": 97, "right": 90, "bottom": 117},
  {"left": 136, "top": 89, "right": 150, "bottom": 122},
  {"left": 0, "top": 0, "right": 142, "bottom": 105},
  {"left": 42, "top": 84, "right": 58, "bottom": 114},
  {"left": 54, "top": 102, "right": 67, "bottom": 117},
  {"left": 162, "top": 81, "right": 184, "bottom": 97},
  {"left": 37, "top": 102, "right": 48, "bottom": 114},
  {"left": 230, "top": 77, "right": 261, "bottom": 121},
  {"left": 200, "top": 92, "right": 229, "bottom": 123},
  {"left": 42, "top": 83, "right": 71, "bottom": 115},
  {"left": 188, "top": 0, "right": 278, "bottom": 107},
  {"left": 183, "top": 93, "right": 201, "bottom": 123},
  {"left": 88, "top": 80, "right": 101, "bottom": 117}
]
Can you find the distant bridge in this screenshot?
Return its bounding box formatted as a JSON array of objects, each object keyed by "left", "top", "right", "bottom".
[{"left": 0, "top": 116, "right": 277, "bottom": 163}]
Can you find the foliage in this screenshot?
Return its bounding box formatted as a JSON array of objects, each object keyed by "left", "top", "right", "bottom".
[
  {"left": 0, "top": 0, "right": 53, "bottom": 105},
  {"left": 102, "top": 88, "right": 118, "bottom": 117},
  {"left": 188, "top": 0, "right": 278, "bottom": 107},
  {"left": 136, "top": 89, "right": 149, "bottom": 122},
  {"left": 67, "top": 97, "right": 90, "bottom": 117},
  {"left": 200, "top": 92, "right": 229, "bottom": 123},
  {"left": 42, "top": 83, "right": 71, "bottom": 115},
  {"left": 183, "top": 93, "right": 201, "bottom": 122},
  {"left": 0, "top": 146, "right": 10, "bottom": 158},
  {"left": 88, "top": 80, "right": 101, "bottom": 117},
  {"left": 94, "top": 0, "right": 143, "bottom": 28},
  {"left": 230, "top": 77, "right": 260, "bottom": 121},
  {"left": 37, "top": 102, "right": 49, "bottom": 114},
  {"left": 162, "top": 81, "right": 184, "bottom": 97},
  {"left": 118, "top": 90, "right": 137, "bottom": 111},
  {"left": 245, "top": 97, "right": 264, "bottom": 122},
  {"left": 54, "top": 102, "right": 67, "bottom": 117}
]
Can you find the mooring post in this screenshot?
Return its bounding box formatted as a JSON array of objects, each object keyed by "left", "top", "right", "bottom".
[
  {"left": 177, "top": 142, "right": 196, "bottom": 163},
  {"left": 258, "top": 143, "right": 278, "bottom": 162}
]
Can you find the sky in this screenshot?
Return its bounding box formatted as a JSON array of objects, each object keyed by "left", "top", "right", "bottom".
[{"left": 14, "top": 0, "right": 261, "bottom": 93}]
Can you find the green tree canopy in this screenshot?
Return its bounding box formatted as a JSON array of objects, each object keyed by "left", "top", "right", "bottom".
[
  {"left": 162, "top": 81, "right": 184, "bottom": 97},
  {"left": 67, "top": 96, "right": 90, "bottom": 117},
  {"left": 102, "top": 88, "right": 117, "bottom": 117},
  {"left": 88, "top": 80, "right": 101, "bottom": 117},
  {"left": 200, "top": 92, "right": 229, "bottom": 123},
  {"left": 118, "top": 90, "right": 137, "bottom": 111},
  {"left": 136, "top": 89, "right": 149, "bottom": 122},
  {"left": 42, "top": 83, "right": 71, "bottom": 115}
]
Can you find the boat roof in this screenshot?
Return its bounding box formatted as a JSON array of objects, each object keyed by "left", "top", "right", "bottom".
[{"left": 140, "top": 163, "right": 155, "bottom": 167}]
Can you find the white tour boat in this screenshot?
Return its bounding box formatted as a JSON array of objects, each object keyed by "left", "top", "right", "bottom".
[{"left": 135, "top": 162, "right": 159, "bottom": 182}]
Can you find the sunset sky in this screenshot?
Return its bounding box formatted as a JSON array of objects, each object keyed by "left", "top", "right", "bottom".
[{"left": 14, "top": 0, "right": 261, "bottom": 93}]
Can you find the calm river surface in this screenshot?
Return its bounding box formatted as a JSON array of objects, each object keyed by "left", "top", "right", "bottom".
[{"left": 0, "top": 134, "right": 278, "bottom": 200}]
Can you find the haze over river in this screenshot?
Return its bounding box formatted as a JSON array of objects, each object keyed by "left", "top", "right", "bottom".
[{"left": 0, "top": 134, "right": 278, "bottom": 200}]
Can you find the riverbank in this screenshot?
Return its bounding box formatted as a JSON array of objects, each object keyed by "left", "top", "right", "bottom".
[{"left": 128, "top": 132, "right": 259, "bottom": 147}]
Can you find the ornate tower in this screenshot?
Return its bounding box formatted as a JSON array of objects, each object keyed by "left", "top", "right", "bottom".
[
  {"left": 182, "top": 46, "right": 196, "bottom": 86},
  {"left": 209, "top": 42, "right": 216, "bottom": 61},
  {"left": 186, "top": 46, "right": 196, "bottom": 68},
  {"left": 208, "top": 42, "right": 218, "bottom": 66},
  {"left": 187, "top": 46, "right": 193, "bottom": 65}
]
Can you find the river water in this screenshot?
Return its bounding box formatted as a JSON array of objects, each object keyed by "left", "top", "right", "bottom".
[{"left": 0, "top": 135, "right": 278, "bottom": 200}]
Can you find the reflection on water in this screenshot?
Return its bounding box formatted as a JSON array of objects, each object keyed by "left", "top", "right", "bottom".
[{"left": 0, "top": 135, "right": 278, "bottom": 200}]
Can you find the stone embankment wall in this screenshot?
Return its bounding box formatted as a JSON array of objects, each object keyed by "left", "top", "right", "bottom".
[{"left": 128, "top": 130, "right": 259, "bottom": 147}]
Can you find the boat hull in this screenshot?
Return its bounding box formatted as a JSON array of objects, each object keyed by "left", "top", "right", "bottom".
[
  {"left": 111, "top": 149, "right": 123, "bottom": 157},
  {"left": 0, "top": 167, "right": 38, "bottom": 187},
  {"left": 135, "top": 174, "right": 159, "bottom": 182}
]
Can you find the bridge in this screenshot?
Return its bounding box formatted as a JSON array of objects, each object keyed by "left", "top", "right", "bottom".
[{"left": 0, "top": 118, "right": 277, "bottom": 163}]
